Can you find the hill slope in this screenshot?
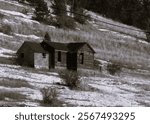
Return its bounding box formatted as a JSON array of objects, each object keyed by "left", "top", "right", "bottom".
[{"left": 0, "top": 0, "right": 150, "bottom": 107}]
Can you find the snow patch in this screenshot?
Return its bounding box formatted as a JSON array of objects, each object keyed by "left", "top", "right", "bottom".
[
  {"left": 14, "top": 33, "right": 41, "bottom": 40},
  {"left": 15, "top": 16, "right": 40, "bottom": 24},
  {"left": 138, "top": 39, "right": 148, "bottom": 44},
  {"left": 0, "top": 32, "right": 13, "bottom": 38},
  {"left": 0, "top": 0, "right": 25, "bottom": 8},
  {"left": 0, "top": 64, "right": 61, "bottom": 85},
  {"left": 48, "top": 25, "right": 56, "bottom": 29},
  {"left": 98, "top": 28, "right": 110, "bottom": 32},
  {"left": 0, "top": 9, "right": 31, "bottom": 19},
  {"left": 0, "top": 47, "right": 15, "bottom": 58}
]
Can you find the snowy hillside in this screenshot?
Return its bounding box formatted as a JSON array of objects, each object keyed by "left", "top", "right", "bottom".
[{"left": 0, "top": 0, "right": 150, "bottom": 107}]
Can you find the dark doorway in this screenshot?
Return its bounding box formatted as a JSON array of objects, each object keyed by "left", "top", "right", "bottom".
[
  {"left": 49, "top": 52, "right": 55, "bottom": 69},
  {"left": 67, "top": 53, "right": 77, "bottom": 70},
  {"left": 79, "top": 53, "right": 84, "bottom": 64},
  {"left": 58, "top": 51, "right": 61, "bottom": 62}
]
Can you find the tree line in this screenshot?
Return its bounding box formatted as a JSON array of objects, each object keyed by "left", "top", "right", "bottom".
[
  {"left": 18, "top": 0, "right": 88, "bottom": 29},
  {"left": 83, "top": 0, "right": 150, "bottom": 31},
  {"left": 18, "top": 0, "right": 150, "bottom": 35}
]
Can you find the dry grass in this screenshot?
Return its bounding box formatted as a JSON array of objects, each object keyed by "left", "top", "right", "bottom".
[
  {"left": 40, "top": 87, "right": 64, "bottom": 107},
  {"left": 59, "top": 70, "right": 81, "bottom": 90},
  {"left": 0, "top": 57, "right": 17, "bottom": 65},
  {"left": 0, "top": 0, "right": 32, "bottom": 13},
  {"left": 0, "top": 24, "right": 13, "bottom": 35},
  {"left": 0, "top": 91, "right": 26, "bottom": 101},
  {"left": 0, "top": 1, "right": 150, "bottom": 70},
  {"left": 0, "top": 78, "right": 33, "bottom": 88}
]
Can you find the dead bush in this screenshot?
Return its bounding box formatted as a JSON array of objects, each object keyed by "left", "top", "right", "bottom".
[
  {"left": 41, "top": 87, "right": 62, "bottom": 106},
  {"left": 0, "top": 13, "right": 4, "bottom": 19},
  {"left": 59, "top": 70, "right": 80, "bottom": 90},
  {"left": 0, "top": 24, "right": 13, "bottom": 35},
  {"left": 107, "top": 63, "right": 122, "bottom": 75},
  {"left": 22, "top": 8, "right": 28, "bottom": 14}
]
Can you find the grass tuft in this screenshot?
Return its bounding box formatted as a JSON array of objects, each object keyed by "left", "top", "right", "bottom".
[
  {"left": 0, "top": 78, "right": 33, "bottom": 88},
  {"left": 59, "top": 70, "right": 81, "bottom": 90},
  {"left": 0, "top": 91, "right": 26, "bottom": 101},
  {"left": 40, "top": 87, "right": 63, "bottom": 107}
]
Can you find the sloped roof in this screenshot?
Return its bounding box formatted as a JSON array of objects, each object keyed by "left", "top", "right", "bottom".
[
  {"left": 44, "top": 41, "right": 95, "bottom": 53},
  {"left": 68, "top": 42, "right": 95, "bottom": 53},
  {"left": 18, "top": 41, "right": 48, "bottom": 53},
  {"left": 45, "top": 41, "right": 68, "bottom": 51}
]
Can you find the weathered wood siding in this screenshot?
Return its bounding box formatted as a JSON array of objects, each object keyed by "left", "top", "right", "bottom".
[
  {"left": 55, "top": 50, "right": 67, "bottom": 68},
  {"left": 34, "top": 53, "right": 49, "bottom": 69},
  {"left": 77, "top": 44, "right": 94, "bottom": 69},
  {"left": 17, "top": 47, "right": 34, "bottom": 67},
  {"left": 41, "top": 42, "right": 55, "bottom": 68}
]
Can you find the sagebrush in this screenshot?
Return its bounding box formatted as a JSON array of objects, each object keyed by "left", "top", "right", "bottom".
[
  {"left": 59, "top": 70, "right": 80, "bottom": 90},
  {"left": 41, "top": 87, "right": 62, "bottom": 106},
  {"left": 107, "top": 63, "right": 122, "bottom": 75}
]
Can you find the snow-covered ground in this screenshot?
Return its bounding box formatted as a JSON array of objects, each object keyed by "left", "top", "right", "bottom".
[
  {"left": 14, "top": 33, "right": 41, "bottom": 40},
  {"left": 1, "top": 59, "right": 150, "bottom": 107},
  {"left": 1, "top": 45, "right": 149, "bottom": 107},
  {"left": 0, "top": 47, "right": 15, "bottom": 58},
  {"left": 0, "top": 63, "right": 61, "bottom": 106},
  {"left": 59, "top": 73, "right": 150, "bottom": 107},
  {"left": 0, "top": 9, "right": 31, "bottom": 19}
]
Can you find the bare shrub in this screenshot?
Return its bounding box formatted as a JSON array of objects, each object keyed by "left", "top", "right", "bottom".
[
  {"left": 59, "top": 70, "right": 80, "bottom": 90},
  {"left": 0, "top": 13, "right": 4, "bottom": 19},
  {"left": 107, "top": 63, "right": 122, "bottom": 75},
  {"left": 22, "top": 8, "right": 28, "bottom": 14},
  {"left": 41, "top": 87, "right": 62, "bottom": 106},
  {"left": 0, "top": 24, "right": 13, "bottom": 35}
]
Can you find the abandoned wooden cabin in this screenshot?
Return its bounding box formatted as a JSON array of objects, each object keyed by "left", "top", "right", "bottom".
[
  {"left": 17, "top": 41, "right": 49, "bottom": 69},
  {"left": 17, "top": 40, "right": 95, "bottom": 70}
]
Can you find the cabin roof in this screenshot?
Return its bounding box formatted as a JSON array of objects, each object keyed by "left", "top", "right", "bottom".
[
  {"left": 44, "top": 41, "right": 95, "bottom": 53},
  {"left": 68, "top": 42, "right": 95, "bottom": 53},
  {"left": 18, "top": 41, "right": 48, "bottom": 53},
  {"left": 45, "top": 41, "right": 68, "bottom": 51}
]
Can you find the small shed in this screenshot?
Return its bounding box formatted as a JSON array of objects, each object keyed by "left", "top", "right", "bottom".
[{"left": 17, "top": 41, "right": 49, "bottom": 69}]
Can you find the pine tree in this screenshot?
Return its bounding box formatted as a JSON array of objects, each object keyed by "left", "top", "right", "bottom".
[
  {"left": 52, "top": 0, "right": 67, "bottom": 16},
  {"left": 33, "top": 0, "right": 52, "bottom": 25},
  {"left": 52, "top": 0, "right": 75, "bottom": 29},
  {"left": 71, "top": 0, "right": 89, "bottom": 24}
]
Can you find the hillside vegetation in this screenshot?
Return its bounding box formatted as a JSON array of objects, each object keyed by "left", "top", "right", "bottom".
[
  {"left": 0, "top": 0, "right": 150, "bottom": 107},
  {"left": 0, "top": 0, "right": 150, "bottom": 68}
]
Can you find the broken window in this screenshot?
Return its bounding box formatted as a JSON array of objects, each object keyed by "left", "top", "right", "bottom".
[
  {"left": 58, "top": 51, "right": 61, "bottom": 62},
  {"left": 79, "top": 53, "right": 84, "bottom": 64},
  {"left": 42, "top": 53, "right": 46, "bottom": 58}
]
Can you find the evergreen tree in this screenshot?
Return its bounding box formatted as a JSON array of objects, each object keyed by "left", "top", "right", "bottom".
[
  {"left": 52, "top": 0, "right": 67, "bottom": 16},
  {"left": 33, "top": 0, "right": 52, "bottom": 25},
  {"left": 71, "top": 0, "right": 89, "bottom": 24},
  {"left": 52, "top": 0, "right": 76, "bottom": 29}
]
